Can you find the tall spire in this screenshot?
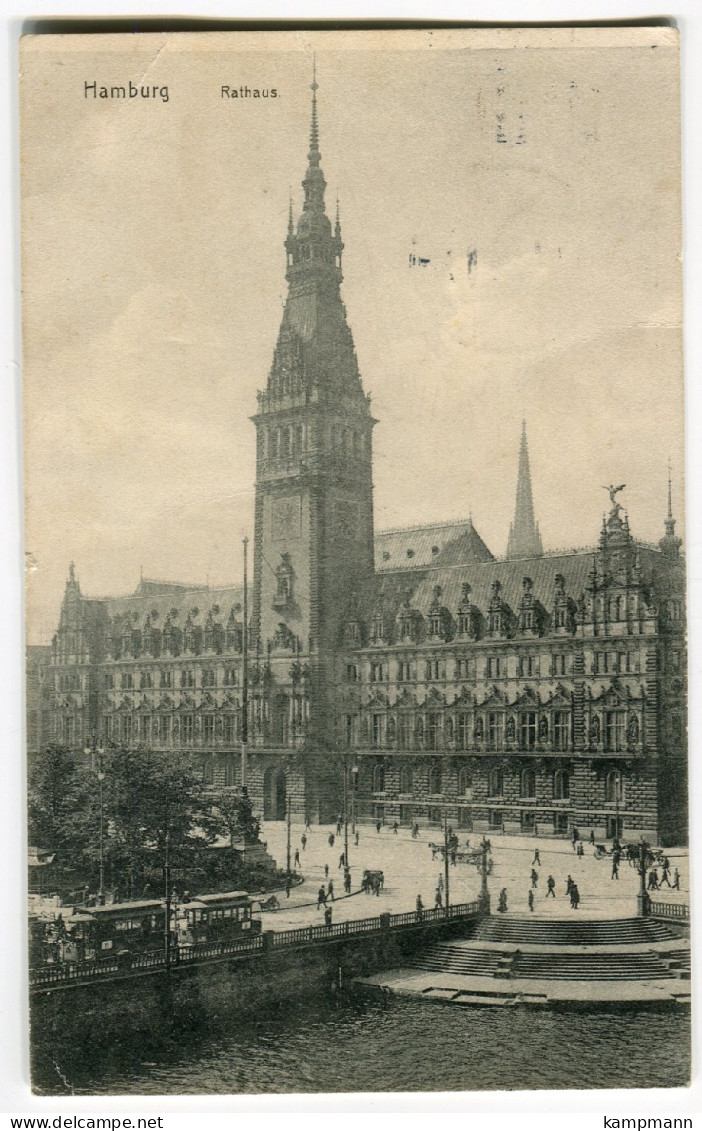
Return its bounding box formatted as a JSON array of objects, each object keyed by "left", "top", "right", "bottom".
[
  {"left": 302, "top": 58, "right": 326, "bottom": 215},
  {"left": 660, "top": 461, "right": 682, "bottom": 557},
  {"left": 506, "top": 421, "right": 543, "bottom": 559}
]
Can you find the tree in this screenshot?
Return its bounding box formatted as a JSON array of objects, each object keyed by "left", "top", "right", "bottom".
[
  {"left": 28, "top": 744, "right": 96, "bottom": 861},
  {"left": 209, "top": 790, "right": 261, "bottom": 848}
]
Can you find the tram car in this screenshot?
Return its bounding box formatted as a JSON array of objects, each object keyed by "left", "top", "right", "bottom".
[
  {"left": 69, "top": 899, "right": 166, "bottom": 960},
  {"left": 176, "top": 890, "right": 260, "bottom": 946}
]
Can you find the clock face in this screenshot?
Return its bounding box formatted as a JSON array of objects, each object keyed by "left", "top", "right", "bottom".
[{"left": 271, "top": 495, "right": 300, "bottom": 541}]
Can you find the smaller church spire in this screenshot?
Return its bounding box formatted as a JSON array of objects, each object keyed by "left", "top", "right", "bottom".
[
  {"left": 287, "top": 192, "right": 294, "bottom": 236},
  {"left": 660, "top": 461, "right": 682, "bottom": 557},
  {"left": 302, "top": 59, "right": 326, "bottom": 215},
  {"left": 506, "top": 421, "right": 543, "bottom": 560},
  {"left": 335, "top": 195, "right": 341, "bottom": 238}
]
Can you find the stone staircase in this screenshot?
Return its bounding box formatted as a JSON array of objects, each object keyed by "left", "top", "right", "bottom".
[
  {"left": 401, "top": 916, "right": 689, "bottom": 987},
  {"left": 473, "top": 916, "right": 675, "bottom": 947}
]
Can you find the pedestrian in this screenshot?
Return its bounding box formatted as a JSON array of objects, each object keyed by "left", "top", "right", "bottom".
[
  {"left": 532, "top": 849, "right": 541, "bottom": 866},
  {"left": 344, "top": 869, "right": 351, "bottom": 894},
  {"left": 301, "top": 833, "right": 307, "bottom": 851},
  {"left": 327, "top": 879, "right": 334, "bottom": 900},
  {"left": 324, "top": 863, "right": 329, "bottom": 878},
  {"left": 577, "top": 841, "right": 584, "bottom": 858},
  {"left": 673, "top": 867, "right": 680, "bottom": 890},
  {"left": 355, "top": 830, "right": 360, "bottom": 846},
  {"left": 571, "top": 884, "right": 580, "bottom": 910},
  {"left": 294, "top": 849, "right": 301, "bottom": 868},
  {"left": 451, "top": 848, "right": 457, "bottom": 866},
  {"left": 498, "top": 888, "right": 508, "bottom": 913},
  {"left": 324, "top": 905, "right": 332, "bottom": 926},
  {"left": 328, "top": 832, "right": 335, "bottom": 848},
  {"left": 647, "top": 868, "right": 659, "bottom": 891},
  {"left": 571, "top": 828, "right": 578, "bottom": 851},
  {"left": 392, "top": 821, "right": 399, "bottom": 835},
  {"left": 546, "top": 875, "right": 556, "bottom": 898},
  {"left": 528, "top": 889, "right": 534, "bottom": 912},
  {"left": 660, "top": 863, "right": 671, "bottom": 886},
  {"left": 416, "top": 894, "right": 424, "bottom": 916},
  {"left": 305, "top": 816, "right": 311, "bottom": 831},
  {"left": 590, "top": 829, "right": 595, "bottom": 845},
  {"left": 339, "top": 852, "right": 346, "bottom": 869},
  {"left": 611, "top": 857, "right": 619, "bottom": 880},
  {"left": 435, "top": 887, "right": 443, "bottom": 909},
  {"left": 531, "top": 868, "right": 538, "bottom": 889},
  {"left": 376, "top": 819, "right": 382, "bottom": 834},
  {"left": 566, "top": 875, "right": 574, "bottom": 896},
  {"left": 285, "top": 877, "right": 291, "bottom": 899},
  {"left": 317, "top": 885, "right": 327, "bottom": 909}
]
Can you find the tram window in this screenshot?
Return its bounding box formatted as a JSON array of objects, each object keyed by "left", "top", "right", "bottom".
[{"left": 101, "top": 940, "right": 113, "bottom": 950}]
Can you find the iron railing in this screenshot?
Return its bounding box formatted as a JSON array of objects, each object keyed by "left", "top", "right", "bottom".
[
  {"left": 29, "top": 901, "right": 481, "bottom": 990},
  {"left": 649, "top": 901, "right": 689, "bottom": 923}
]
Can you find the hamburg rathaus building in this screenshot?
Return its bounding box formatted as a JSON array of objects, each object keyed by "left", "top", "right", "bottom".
[{"left": 34, "top": 81, "right": 688, "bottom": 847}]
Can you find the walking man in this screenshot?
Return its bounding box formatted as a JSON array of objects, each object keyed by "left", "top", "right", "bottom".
[
  {"left": 590, "top": 829, "right": 595, "bottom": 845},
  {"left": 327, "top": 879, "right": 335, "bottom": 900},
  {"left": 532, "top": 849, "right": 541, "bottom": 867},
  {"left": 355, "top": 830, "right": 360, "bottom": 847},
  {"left": 528, "top": 889, "right": 534, "bottom": 912},
  {"left": 336, "top": 818, "right": 342, "bottom": 836},
  {"left": 328, "top": 833, "right": 335, "bottom": 848},
  {"left": 566, "top": 875, "right": 574, "bottom": 896},
  {"left": 611, "top": 857, "right": 619, "bottom": 880},
  {"left": 647, "top": 868, "right": 659, "bottom": 891},
  {"left": 376, "top": 819, "right": 382, "bottom": 834},
  {"left": 546, "top": 875, "right": 556, "bottom": 898},
  {"left": 344, "top": 869, "right": 351, "bottom": 894},
  {"left": 324, "top": 863, "right": 329, "bottom": 879},
  {"left": 294, "top": 849, "right": 301, "bottom": 868},
  {"left": 531, "top": 868, "right": 539, "bottom": 889},
  {"left": 324, "top": 905, "right": 332, "bottom": 926},
  {"left": 416, "top": 894, "right": 424, "bottom": 917},
  {"left": 392, "top": 821, "right": 399, "bottom": 835},
  {"left": 673, "top": 867, "right": 680, "bottom": 890},
  {"left": 339, "top": 852, "right": 346, "bottom": 869},
  {"left": 301, "top": 833, "right": 307, "bottom": 851},
  {"left": 317, "top": 885, "right": 327, "bottom": 909},
  {"left": 660, "top": 862, "right": 671, "bottom": 886},
  {"left": 435, "top": 887, "right": 443, "bottom": 910}
]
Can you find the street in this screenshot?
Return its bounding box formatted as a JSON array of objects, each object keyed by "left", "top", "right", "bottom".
[{"left": 256, "top": 820, "right": 689, "bottom": 930}]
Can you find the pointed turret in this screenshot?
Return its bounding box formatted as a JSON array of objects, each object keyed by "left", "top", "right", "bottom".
[
  {"left": 660, "top": 463, "right": 682, "bottom": 557},
  {"left": 506, "top": 421, "right": 543, "bottom": 559}
]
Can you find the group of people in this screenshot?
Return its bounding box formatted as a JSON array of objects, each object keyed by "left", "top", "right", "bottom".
[
  {"left": 647, "top": 858, "right": 680, "bottom": 890},
  {"left": 525, "top": 849, "right": 581, "bottom": 910}
]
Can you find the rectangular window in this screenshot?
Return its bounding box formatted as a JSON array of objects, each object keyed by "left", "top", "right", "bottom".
[
  {"left": 487, "top": 712, "right": 504, "bottom": 751},
  {"left": 123, "top": 715, "right": 133, "bottom": 743},
  {"left": 425, "top": 659, "right": 445, "bottom": 681},
  {"left": 486, "top": 656, "right": 501, "bottom": 679},
  {"left": 139, "top": 715, "right": 150, "bottom": 742},
  {"left": 182, "top": 714, "right": 193, "bottom": 744},
  {"left": 370, "top": 662, "right": 385, "bottom": 683},
  {"left": 519, "top": 712, "right": 537, "bottom": 750},
  {"left": 398, "top": 715, "right": 412, "bottom": 749},
  {"left": 426, "top": 712, "right": 441, "bottom": 751},
  {"left": 346, "top": 663, "right": 358, "bottom": 682},
  {"left": 670, "top": 651, "right": 681, "bottom": 674},
  {"left": 519, "top": 655, "right": 537, "bottom": 678},
  {"left": 181, "top": 670, "right": 195, "bottom": 688},
  {"left": 224, "top": 714, "right": 237, "bottom": 743},
  {"left": 605, "top": 711, "right": 626, "bottom": 752},
  {"left": 202, "top": 669, "right": 217, "bottom": 688},
  {"left": 553, "top": 711, "right": 570, "bottom": 751},
  {"left": 160, "top": 670, "right": 172, "bottom": 688},
  {"left": 457, "top": 713, "right": 470, "bottom": 751},
  {"left": 122, "top": 672, "right": 134, "bottom": 690},
  {"left": 372, "top": 714, "right": 386, "bottom": 748},
  {"left": 346, "top": 714, "right": 357, "bottom": 746},
  {"left": 141, "top": 671, "right": 153, "bottom": 689},
  {"left": 103, "top": 672, "right": 114, "bottom": 689},
  {"left": 204, "top": 715, "right": 215, "bottom": 743},
  {"left": 397, "top": 660, "right": 414, "bottom": 682},
  {"left": 552, "top": 654, "right": 567, "bottom": 677},
  {"left": 223, "top": 667, "right": 237, "bottom": 686}
]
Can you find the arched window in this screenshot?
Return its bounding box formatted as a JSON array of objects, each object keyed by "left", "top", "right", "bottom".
[
  {"left": 521, "top": 768, "right": 536, "bottom": 798},
  {"left": 605, "top": 769, "right": 624, "bottom": 804},
  {"left": 428, "top": 765, "right": 442, "bottom": 794},
  {"left": 489, "top": 767, "right": 504, "bottom": 796},
  {"left": 554, "top": 769, "right": 570, "bottom": 799},
  {"left": 445, "top": 716, "right": 454, "bottom": 743},
  {"left": 400, "top": 764, "right": 413, "bottom": 793},
  {"left": 372, "top": 763, "right": 385, "bottom": 793},
  {"left": 458, "top": 766, "right": 472, "bottom": 796}
]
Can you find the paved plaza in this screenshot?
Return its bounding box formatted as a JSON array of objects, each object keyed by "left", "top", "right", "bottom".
[{"left": 255, "top": 820, "right": 689, "bottom": 931}]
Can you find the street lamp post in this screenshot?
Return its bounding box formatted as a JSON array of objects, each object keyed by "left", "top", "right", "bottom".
[
  {"left": 286, "top": 784, "right": 292, "bottom": 896},
  {"left": 84, "top": 738, "right": 106, "bottom": 900},
  {"left": 637, "top": 837, "right": 651, "bottom": 918},
  {"left": 343, "top": 757, "right": 349, "bottom": 868},
  {"left": 241, "top": 536, "right": 249, "bottom": 795},
  {"left": 443, "top": 807, "right": 450, "bottom": 918},
  {"left": 479, "top": 836, "right": 491, "bottom": 914},
  {"left": 351, "top": 765, "right": 358, "bottom": 835}
]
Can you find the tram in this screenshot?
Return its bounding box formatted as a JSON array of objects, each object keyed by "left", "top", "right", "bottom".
[
  {"left": 176, "top": 890, "right": 260, "bottom": 946},
  {"left": 69, "top": 899, "right": 167, "bottom": 960}
]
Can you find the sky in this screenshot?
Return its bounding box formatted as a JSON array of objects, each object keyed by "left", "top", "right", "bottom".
[{"left": 20, "top": 28, "right": 683, "bottom": 643}]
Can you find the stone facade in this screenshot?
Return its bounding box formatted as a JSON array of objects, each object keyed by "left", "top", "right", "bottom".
[{"left": 32, "top": 82, "right": 688, "bottom": 845}]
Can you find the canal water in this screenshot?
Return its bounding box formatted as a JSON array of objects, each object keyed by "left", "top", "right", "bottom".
[{"left": 35, "top": 995, "right": 690, "bottom": 1095}]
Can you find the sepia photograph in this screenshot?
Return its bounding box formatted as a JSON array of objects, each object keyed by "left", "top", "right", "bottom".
[{"left": 20, "top": 27, "right": 689, "bottom": 1096}]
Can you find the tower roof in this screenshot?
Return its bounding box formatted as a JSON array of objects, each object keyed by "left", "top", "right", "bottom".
[
  {"left": 258, "top": 68, "right": 368, "bottom": 411},
  {"left": 506, "top": 421, "right": 543, "bottom": 560}
]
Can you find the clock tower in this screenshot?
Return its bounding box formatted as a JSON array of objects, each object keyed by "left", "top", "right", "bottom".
[{"left": 251, "top": 73, "right": 375, "bottom": 813}]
